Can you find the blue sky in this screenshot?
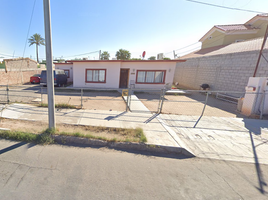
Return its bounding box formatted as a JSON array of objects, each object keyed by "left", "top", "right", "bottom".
[{"left": 0, "top": 0, "right": 268, "bottom": 61}]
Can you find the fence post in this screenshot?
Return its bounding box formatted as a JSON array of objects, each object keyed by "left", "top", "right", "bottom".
[
  {"left": 128, "top": 88, "right": 132, "bottom": 110},
  {"left": 41, "top": 87, "right": 43, "bottom": 104},
  {"left": 260, "top": 91, "right": 266, "bottom": 119},
  {"left": 159, "top": 89, "right": 165, "bottom": 113},
  {"left": 126, "top": 88, "right": 129, "bottom": 112},
  {"left": 81, "top": 89, "right": 83, "bottom": 109},
  {"left": 6, "top": 85, "right": 10, "bottom": 104},
  {"left": 193, "top": 91, "right": 209, "bottom": 128}
]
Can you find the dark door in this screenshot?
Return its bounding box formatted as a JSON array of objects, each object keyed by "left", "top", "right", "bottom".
[{"left": 119, "top": 69, "right": 129, "bottom": 88}]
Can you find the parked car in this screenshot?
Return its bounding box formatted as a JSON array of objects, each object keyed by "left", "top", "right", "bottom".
[
  {"left": 30, "top": 74, "right": 41, "bottom": 84},
  {"left": 40, "top": 69, "right": 67, "bottom": 87}
]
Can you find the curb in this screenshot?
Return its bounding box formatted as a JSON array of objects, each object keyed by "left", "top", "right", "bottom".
[{"left": 52, "top": 135, "right": 195, "bottom": 157}]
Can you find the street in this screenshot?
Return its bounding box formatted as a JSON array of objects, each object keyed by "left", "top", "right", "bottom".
[{"left": 0, "top": 140, "right": 267, "bottom": 200}]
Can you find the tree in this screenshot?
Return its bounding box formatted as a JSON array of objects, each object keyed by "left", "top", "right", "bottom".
[
  {"left": 115, "top": 49, "right": 131, "bottom": 60},
  {"left": 148, "top": 56, "right": 156, "bottom": 60},
  {"left": 28, "top": 33, "right": 45, "bottom": 63},
  {"left": 163, "top": 57, "right": 171, "bottom": 60},
  {"left": 100, "top": 51, "right": 110, "bottom": 60},
  {"left": 130, "top": 58, "right": 141, "bottom": 60}
]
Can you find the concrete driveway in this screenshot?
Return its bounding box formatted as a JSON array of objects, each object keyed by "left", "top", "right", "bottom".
[{"left": 158, "top": 114, "right": 268, "bottom": 164}]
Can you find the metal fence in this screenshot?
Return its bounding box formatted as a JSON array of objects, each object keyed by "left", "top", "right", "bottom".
[{"left": 0, "top": 85, "right": 267, "bottom": 121}]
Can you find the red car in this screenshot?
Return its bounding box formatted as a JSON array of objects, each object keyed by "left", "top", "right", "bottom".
[{"left": 30, "top": 74, "right": 41, "bottom": 84}]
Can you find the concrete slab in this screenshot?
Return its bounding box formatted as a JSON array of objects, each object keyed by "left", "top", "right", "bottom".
[
  {"left": 123, "top": 95, "right": 150, "bottom": 112},
  {"left": 158, "top": 114, "right": 268, "bottom": 164}
]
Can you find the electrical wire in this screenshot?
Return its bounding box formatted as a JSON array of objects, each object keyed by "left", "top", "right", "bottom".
[
  {"left": 8, "top": 0, "right": 37, "bottom": 85},
  {"left": 62, "top": 50, "right": 100, "bottom": 59},
  {"left": 185, "top": 0, "right": 265, "bottom": 14}
]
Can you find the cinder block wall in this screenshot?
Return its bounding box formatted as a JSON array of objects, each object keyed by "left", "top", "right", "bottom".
[{"left": 174, "top": 50, "right": 268, "bottom": 92}]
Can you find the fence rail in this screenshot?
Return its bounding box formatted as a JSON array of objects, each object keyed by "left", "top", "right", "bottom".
[{"left": 0, "top": 85, "right": 267, "bottom": 124}]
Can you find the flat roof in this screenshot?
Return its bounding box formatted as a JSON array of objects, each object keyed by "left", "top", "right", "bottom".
[{"left": 63, "top": 59, "right": 185, "bottom": 63}]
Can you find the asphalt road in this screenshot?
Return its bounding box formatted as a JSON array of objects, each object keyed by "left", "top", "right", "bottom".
[{"left": 0, "top": 140, "right": 268, "bottom": 200}]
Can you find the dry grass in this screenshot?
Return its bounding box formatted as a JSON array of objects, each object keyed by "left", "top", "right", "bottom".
[{"left": 0, "top": 118, "right": 147, "bottom": 143}]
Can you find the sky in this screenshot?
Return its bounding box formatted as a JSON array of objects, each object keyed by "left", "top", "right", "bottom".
[{"left": 0, "top": 0, "right": 268, "bottom": 61}]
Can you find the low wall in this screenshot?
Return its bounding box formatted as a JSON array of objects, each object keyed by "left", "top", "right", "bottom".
[
  {"left": 174, "top": 50, "right": 268, "bottom": 92},
  {"left": 0, "top": 68, "right": 42, "bottom": 85}
]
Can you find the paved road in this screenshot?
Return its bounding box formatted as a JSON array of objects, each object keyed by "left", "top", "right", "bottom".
[{"left": 0, "top": 140, "right": 268, "bottom": 200}]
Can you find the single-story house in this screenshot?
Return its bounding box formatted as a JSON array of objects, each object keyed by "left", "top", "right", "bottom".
[{"left": 55, "top": 60, "right": 185, "bottom": 89}]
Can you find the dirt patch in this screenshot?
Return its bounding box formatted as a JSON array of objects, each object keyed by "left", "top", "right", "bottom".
[
  {"left": 0, "top": 118, "right": 142, "bottom": 142},
  {"left": 135, "top": 92, "right": 243, "bottom": 118}
]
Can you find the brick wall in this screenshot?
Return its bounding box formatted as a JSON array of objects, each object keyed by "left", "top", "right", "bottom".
[
  {"left": 174, "top": 50, "right": 268, "bottom": 92},
  {"left": 0, "top": 69, "right": 42, "bottom": 85}
]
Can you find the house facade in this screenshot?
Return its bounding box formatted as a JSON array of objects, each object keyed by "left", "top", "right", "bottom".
[
  {"left": 200, "top": 14, "right": 268, "bottom": 49},
  {"left": 55, "top": 60, "right": 185, "bottom": 89}
]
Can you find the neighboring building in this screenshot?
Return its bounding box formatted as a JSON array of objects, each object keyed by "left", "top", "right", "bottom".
[
  {"left": 174, "top": 14, "right": 268, "bottom": 92},
  {"left": 200, "top": 14, "right": 268, "bottom": 49},
  {"left": 55, "top": 60, "right": 185, "bottom": 89},
  {"left": 174, "top": 37, "right": 268, "bottom": 92},
  {"left": 0, "top": 57, "right": 42, "bottom": 85},
  {"left": 4, "top": 57, "right": 38, "bottom": 72}
]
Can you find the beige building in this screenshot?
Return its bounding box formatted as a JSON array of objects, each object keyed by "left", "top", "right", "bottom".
[
  {"left": 200, "top": 14, "right": 268, "bottom": 49},
  {"left": 4, "top": 57, "right": 38, "bottom": 72}
]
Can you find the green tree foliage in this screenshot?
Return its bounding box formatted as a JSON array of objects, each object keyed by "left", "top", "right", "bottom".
[
  {"left": 130, "top": 58, "right": 141, "bottom": 60},
  {"left": 148, "top": 56, "right": 156, "bottom": 60},
  {"left": 115, "top": 49, "right": 131, "bottom": 60},
  {"left": 100, "top": 51, "right": 110, "bottom": 60},
  {"left": 163, "top": 57, "right": 171, "bottom": 60},
  {"left": 28, "top": 33, "right": 45, "bottom": 63}
]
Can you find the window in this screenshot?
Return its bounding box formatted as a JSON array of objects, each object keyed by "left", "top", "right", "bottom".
[
  {"left": 86, "top": 69, "right": 106, "bottom": 83},
  {"left": 64, "top": 69, "right": 70, "bottom": 78},
  {"left": 136, "top": 70, "right": 165, "bottom": 84}
]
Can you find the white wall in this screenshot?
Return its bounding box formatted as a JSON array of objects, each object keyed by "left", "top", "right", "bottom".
[
  {"left": 121, "top": 62, "right": 176, "bottom": 89},
  {"left": 55, "top": 63, "right": 73, "bottom": 82},
  {"left": 72, "top": 61, "right": 176, "bottom": 89},
  {"left": 73, "top": 62, "right": 121, "bottom": 88}
]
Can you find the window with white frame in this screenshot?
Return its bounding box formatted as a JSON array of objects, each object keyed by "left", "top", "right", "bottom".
[
  {"left": 86, "top": 69, "right": 106, "bottom": 83},
  {"left": 136, "top": 70, "right": 165, "bottom": 84}
]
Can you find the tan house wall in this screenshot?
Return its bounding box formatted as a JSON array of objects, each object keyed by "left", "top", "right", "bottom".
[
  {"left": 223, "top": 33, "right": 256, "bottom": 44},
  {"left": 202, "top": 30, "right": 225, "bottom": 49},
  {"left": 174, "top": 50, "right": 268, "bottom": 92}
]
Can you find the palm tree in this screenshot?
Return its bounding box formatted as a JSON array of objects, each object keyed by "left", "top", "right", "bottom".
[{"left": 28, "top": 33, "right": 45, "bottom": 63}]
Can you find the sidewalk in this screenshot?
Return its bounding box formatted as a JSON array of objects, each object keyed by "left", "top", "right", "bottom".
[
  {"left": 0, "top": 103, "right": 181, "bottom": 150},
  {"left": 1, "top": 103, "right": 268, "bottom": 164}
]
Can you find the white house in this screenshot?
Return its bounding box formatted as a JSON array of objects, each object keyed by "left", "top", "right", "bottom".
[{"left": 55, "top": 60, "right": 186, "bottom": 89}]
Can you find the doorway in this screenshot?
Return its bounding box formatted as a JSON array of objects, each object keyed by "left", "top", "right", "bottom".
[{"left": 119, "top": 69, "right": 129, "bottom": 88}]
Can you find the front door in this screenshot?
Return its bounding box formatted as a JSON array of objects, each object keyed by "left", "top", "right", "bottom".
[{"left": 119, "top": 69, "right": 129, "bottom": 88}]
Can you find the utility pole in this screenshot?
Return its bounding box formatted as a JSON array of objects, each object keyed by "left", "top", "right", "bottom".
[
  {"left": 43, "top": 0, "right": 55, "bottom": 129},
  {"left": 173, "top": 50, "right": 177, "bottom": 59},
  {"left": 253, "top": 24, "right": 268, "bottom": 77},
  {"left": 99, "top": 50, "right": 101, "bottom": 60}
]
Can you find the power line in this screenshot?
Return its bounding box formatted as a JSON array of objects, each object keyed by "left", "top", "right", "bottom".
[
  {"left": 185, "top": 0, "right": 265, "bottom": 14},
  {"left": 9, "top": 0, "right": 37, "bottom": 85},
  {"left": 62, "top": 50, "right": 100, "bottom": 58}
]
